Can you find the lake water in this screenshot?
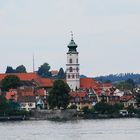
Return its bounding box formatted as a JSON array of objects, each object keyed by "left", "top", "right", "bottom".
[{"left": 0, "top": 118, "right": 140, "bottom": 140}]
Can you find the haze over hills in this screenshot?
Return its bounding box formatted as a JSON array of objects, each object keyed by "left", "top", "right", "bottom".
[{"left": 93, "top": 73, "right": 140, "bottom": 84}]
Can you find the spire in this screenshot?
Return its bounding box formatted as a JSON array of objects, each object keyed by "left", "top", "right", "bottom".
[
  {"left": 70, "top": 31, "right": 74, "bottom": 40},
  {"left": 67, "top": 31, "right": 78, "bottom": 52}
]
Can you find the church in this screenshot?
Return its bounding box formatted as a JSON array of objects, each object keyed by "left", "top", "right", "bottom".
[{"left": 66, "top": 34, "right": 80, "bottom": 91}]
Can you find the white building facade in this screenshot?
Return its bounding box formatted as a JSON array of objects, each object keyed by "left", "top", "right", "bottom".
[{"left": 66, "top": 37, "right": 80, "bottom": 91}]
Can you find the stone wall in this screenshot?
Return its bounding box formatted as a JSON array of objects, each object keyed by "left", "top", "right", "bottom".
[{"left": 31, "top": 109, "right": 77, "bottom": 120}]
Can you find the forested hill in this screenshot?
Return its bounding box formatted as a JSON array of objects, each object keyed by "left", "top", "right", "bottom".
[{"left": 94, "top": 73, "right": 140, "bottom": 83}]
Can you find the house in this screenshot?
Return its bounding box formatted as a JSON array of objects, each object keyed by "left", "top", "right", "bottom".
[
  {"left": 120, "top": 95, "right": 137, "bottom": 108},
  {"left": 0, "top": 73, "right": 54, "bottom": 90},
  {"left": 113, "top": 89, "right": 124, "bottom": 97},
  {"left": 36, "top": 96, "right": 45, "bottom": 109},
  {"left": 18, "top": 96, "right": 36, "bottom": 111},
  {"left": 108, "top": 95, "right": 120, "bottom": 105},
  {"left": 69, "top": 91, "right": 93, "bottom": 110},
  {"left": 102, "top": 83, "right": 112, "bottom": 91}
]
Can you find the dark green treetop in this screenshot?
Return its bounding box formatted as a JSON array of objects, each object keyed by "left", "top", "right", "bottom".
[
  {"left": 16, "top": 65, "right": 27, "bottom": 73},
  {"left": 48, "top": 80, "right": 70, "bottom": 109},
  {"left": 1, "top": 75, "right": 21, "bottom": 91}
]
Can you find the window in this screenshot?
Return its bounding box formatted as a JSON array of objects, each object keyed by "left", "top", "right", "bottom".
[
  {"left": 69, "top": 67, "right": 73, "bottom": 72},
  {"left": 76, "top": 67, "right": 79, "bottom": 72},
  {"left": 72, "top": 75, "right": 75, "bottom": 78},
  {"left": 75, "top": 74, "right": 79, "bottom": 78},
  {"left": 68, "top": 74, "right": 70, "bottom": 78},
  {"left": 76, "top": 59, "right": 78, "bottom": 63},
  {"left": 28, "top": 103, "right": 33, "bottom": 107},
  {"left": 69, "top": 59, "right": 72, "bottom": 63}
]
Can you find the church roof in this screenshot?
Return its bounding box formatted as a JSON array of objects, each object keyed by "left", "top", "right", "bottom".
[
  {"left": 80, "top": 78, "right": 101, "bottom": 89},
  {"left": 67, "top": 39, "right": 78, "bottom": 52}
]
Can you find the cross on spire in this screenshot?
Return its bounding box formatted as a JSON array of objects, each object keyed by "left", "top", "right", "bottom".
[{"left": 70, "top": 31, "right": 73, "bottom": 40}]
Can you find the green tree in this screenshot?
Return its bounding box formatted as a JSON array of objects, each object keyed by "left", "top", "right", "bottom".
[
  {"left": 116, "top": 82, "right": 133, "bottom": 91},
  {"left": 16, "top": 65, "right": 27, "bottom": 73},
  {"left": 1, "top": 75, "right": 21, "bottom": 91},
  {"left": 38, "top": 63, "right": 52, "bottom": 78},
  {"left": 57, "top": 68, "right": 65, "bottom": 79},
  {"left": 94, "top": 102, "right": 124, "bottom": 114},
  {"left": 126, "top": 79, "right": 135, "bottom": 87},
  {"left": 8, "top": 99, "right": 20, "bottom": 111},
  {"left": 0, "top": 95, "right": 9, "bottom": 112},
  {"left": 136, "top": 92, "right": 140, "bottom": 107},
  {"left": 5, "top": 66, "right": 15, "bottom": 73},
  {"left": 48, "top": 80, "right": 70, "bottom": 109}
]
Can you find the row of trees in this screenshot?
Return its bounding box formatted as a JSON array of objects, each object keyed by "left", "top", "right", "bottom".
[
  {"left": 37, "top": 63, "right": 65, "bottom": 79},
  {"left": 5, "top": 63, "right": 65, "bottom": 79},
  {"left": 95, "top": 73, "right": 140, "bottom": 84},
  {"left": 115, "top": 79, "right": 135, "bottom": 91},
  {"left": 82, "top": 101, "right": 138, "bottom": 117},
  {"left": 6, "top": 65, "right": 27, "bottom": 73}
]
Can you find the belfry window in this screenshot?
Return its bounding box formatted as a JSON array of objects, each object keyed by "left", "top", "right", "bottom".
[
  {"left": 69, "top": 67, "right": 73, "bottom": 72},
  {"left": 69, "top": 59, "right": 72, "bottom": 63},
  {"left": 68, "top": 74, "right": 70, "bottom": 78},
  {"left": 72, "top": 75, "right": 75, "bottom": 79},
  {"left": 76, "top": 59, "right": 78, "bottom": 63},
  {"left": 76, "top": 67, "right": 79, "bottom": 72}
]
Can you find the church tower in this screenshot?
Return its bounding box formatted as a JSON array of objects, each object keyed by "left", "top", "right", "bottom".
[{"left": 66, "top": 33, "right": 80, "bottom": 91}]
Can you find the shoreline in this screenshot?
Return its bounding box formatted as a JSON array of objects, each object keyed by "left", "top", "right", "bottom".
[{"left": 0, "top": 114, "right": 139, "bottom": 122}]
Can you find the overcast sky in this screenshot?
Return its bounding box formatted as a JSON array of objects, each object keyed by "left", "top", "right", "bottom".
[{"left": 0, "top": 0, "right": 140, "bottom": 77}]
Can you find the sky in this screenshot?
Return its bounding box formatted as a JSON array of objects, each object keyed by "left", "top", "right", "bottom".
[{"left": 0, "top": 0, "right": 140, "bottom": 77}]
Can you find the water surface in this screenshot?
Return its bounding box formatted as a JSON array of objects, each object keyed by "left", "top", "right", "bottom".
[{"left": 0, "top": 118, "right": 140, "bottom": 140}]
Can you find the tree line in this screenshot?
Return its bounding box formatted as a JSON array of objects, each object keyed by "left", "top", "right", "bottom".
[
  {"left": 5, "top": 63, "right": 65, "bottom": 79},
  {"left": 95, "top": 73, "right": 140, "bottom": 84}
]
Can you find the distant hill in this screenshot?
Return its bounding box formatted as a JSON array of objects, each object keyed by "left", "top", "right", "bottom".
[
  {"left": 94, "top": 73, "right": 140, "bottom": 84},
  {"left": 80, "top": 75, "right": 87, "bottom": 78}
]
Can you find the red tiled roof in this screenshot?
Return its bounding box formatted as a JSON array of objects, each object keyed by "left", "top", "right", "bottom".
[
  {"left": 70, "top": 92, "right": 87, "bottom": 98},
  {"left": 120, "top": 96, "right": 133, "bottom": 102},
  {"left": 0, "top": 73, "right": 54, "bottom": 88},
  {"left": 80, "top": 78, "right": 101, "bottom": 89},
  {"left": 36, "top": 88, "right": 46, "bottom": 96},
  {"left": 102, "top": 83, "right": 112, "bottom": 88},
  {"left": 34, "top": 77, "right": 53, "bottom": 87},
  {"left": 0, "top": 73, "right": 39, "bottom": 81}
]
